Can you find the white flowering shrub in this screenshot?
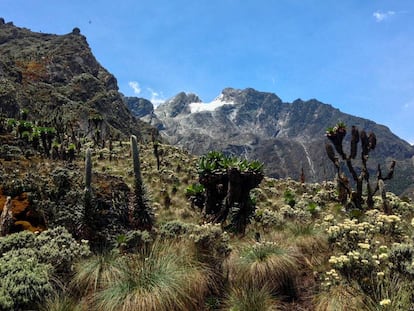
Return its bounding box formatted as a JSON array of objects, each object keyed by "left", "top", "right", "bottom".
[
  {"left": 254, "top": 208, "right": 285, "bottom": 231},
  {"left": 189, "top": 223, "right": 231, "bottom": 265},
  {"left": 321, "top": 204, "right": 414, "bottom": 307}
]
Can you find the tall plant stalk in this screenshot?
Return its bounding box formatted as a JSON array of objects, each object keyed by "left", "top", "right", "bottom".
[{"left": 129, "top": 135, "right": 154, "bottom": 230}]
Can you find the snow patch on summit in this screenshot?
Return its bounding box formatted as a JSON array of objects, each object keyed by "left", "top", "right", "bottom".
[{"left": 189, "top": 94, "right": 235, "bottom": 113}]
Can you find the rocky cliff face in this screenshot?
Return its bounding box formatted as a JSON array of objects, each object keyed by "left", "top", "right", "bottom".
[
  {"left": 0, "top": 19, "right": 152, "bottom": 140},
  {"left": 128, "top": 87, "right": 414, "bottom": 195}
]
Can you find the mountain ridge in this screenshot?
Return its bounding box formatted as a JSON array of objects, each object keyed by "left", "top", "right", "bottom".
[{"left": 127, "top": 87, "right": 414, "bottom": 196}]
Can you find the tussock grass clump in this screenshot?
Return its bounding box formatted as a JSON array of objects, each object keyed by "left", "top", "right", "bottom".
[
  {"left": 228, "top": 241, "right": 299, "bottom": 301},
  {"left": 222, "top": 283, "right": 280, "bottom": 311},
  {"left": 41, "top": 294, "right": 83, "bottom": 311},
  {"left": 88, "top": 240, "right": 213, "bottom": 311},
  {"left": 314, "top": 284, "right": 368, "bottom": 311},
  {"left": 71, "top": 251, "right": 122, "bottom": 296},
  {"left": 365, "top": 275, "right": 414, "bottom": 311},
  {"left": 287, "top": 222, "right": 329, "bottom": 266}
]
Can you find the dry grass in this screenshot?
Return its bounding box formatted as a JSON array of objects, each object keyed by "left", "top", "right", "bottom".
[
  {"left": 314, "top": 284, "right": 369, "bottom": 311},
  {"left": 40, "top": 294, "right": 84, "bottom": 311},
  {"left": 287, "top": 223, "right": 329, "bottom": 266},
  {"left": 87, "top": 240, "right": 213, "bottom": 311},
  {"left": 71, "top": 251, "right": 123, "bottom": 296},
  {"left": 227, "top": 240, "right": 299, "bottom": 301},
  {"left": 222, "top": 283, "right": 280, "bottom": 311}
]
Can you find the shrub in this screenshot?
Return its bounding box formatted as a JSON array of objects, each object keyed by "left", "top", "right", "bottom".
[
  {"left": 33, "top": 226, "right": 91, "bottom": 274},
  {"left": 0, "top": 226, "right": 91, "bottom": 309},
  {"left": 188, "top": 223, "right": 231, "bottom": 270},
  {"left": 388, "top": 243, "right": 414, "bottom": 277},
  {"left": 159, "top": 220, "right": 194, "bottom": 238},
  {"left": 0, "top": 248, "right": 53, "bottom": 310},
  {"left": 0, "top": 230, "right": 35, "bottom": 254},
  {"left": 116, "top": 230, "right": 153, "bottom": 254}
]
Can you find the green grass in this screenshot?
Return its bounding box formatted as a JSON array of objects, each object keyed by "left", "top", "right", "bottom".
[
  {"left": 222, "top": 284, "right": 279, "bottom": 311},
  {"left": 90, "top": 240, "right": 213, "bottom": 311},
  {"left": 228, "top": 241, "right": 298, "bottom": 300}
]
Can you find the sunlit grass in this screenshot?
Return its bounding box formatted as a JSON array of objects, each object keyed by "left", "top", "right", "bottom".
[
  {"left": 222, "top": 284, "right": 280, "bottom": 311},
  {"left": 91, "top": 240, "right": 213, "bottom": 311},
  {"left": 71, "top": 251, "right": 122, "bottom": 296},
  {"left": 364, "top": 274, "right": 413, "bottom": 311},
  {"left": 228, "top": 240, "right": 299, "bottom": 300},
  {"left": 287, "top": 222, "right": 329, "bottom": 266},
  {"left": 314, "top": 283, "right": 369, "bottom": 311},
  {"left": 40, "top": 294, "right": 83, "bottom": 311}
]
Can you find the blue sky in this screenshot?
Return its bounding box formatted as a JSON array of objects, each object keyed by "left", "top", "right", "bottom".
[{"left": 2, "top": 0, "right": 414, "bottom": 144}]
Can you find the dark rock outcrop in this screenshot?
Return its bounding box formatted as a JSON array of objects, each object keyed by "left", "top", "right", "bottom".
[{"left": 0, "top": 19, "right": 153, "bottom": 140}]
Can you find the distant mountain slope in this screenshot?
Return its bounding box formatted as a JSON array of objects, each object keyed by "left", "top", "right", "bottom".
[
  {"left": 0, "top": 19, "right": 152, "bottom": 140},
  {"left": 127, "top": 87, "right": 414, "bottom": 195}
]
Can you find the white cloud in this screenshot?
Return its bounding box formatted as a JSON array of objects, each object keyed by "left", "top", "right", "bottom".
[
  {"left": 147, "top": 88, "right": 165, "bottom": 107},
  {"left": 373, "top": 10, "right": 395, "bottom": 22},
  {"left": 128, "top": 81, "right": 141, "bottom": 95},
  {"left": 403, "top": 99, "right": 414, "bottom": 110}
]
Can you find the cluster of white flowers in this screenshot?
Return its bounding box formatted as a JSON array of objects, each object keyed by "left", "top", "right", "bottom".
[
  {"left": 325, "top": 217, "right": 376, "bottom": 248},
  {"left": 323, "top": 214, "right": 335, "bottom": 222},
  {"left": 377, "top": 214, "right": 401, "bottom": 223},
  {"left": 379, "top": 298, "right": 391, "bottom": 306},
  {"left": 328, "top": 254, "right": 350, "bottom": 267},
  {"left": 279, "top": 204, "right": 311, "bottom": 221},
  {"left": 321, "top": 268, "right": 341, "bottom": 289},
  {"left": 357, "top": 242, "right": 370, "bottom": 250}
]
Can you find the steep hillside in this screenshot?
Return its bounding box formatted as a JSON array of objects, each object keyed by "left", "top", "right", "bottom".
[
  {"left": 0, "top": 18, "right": 153, "bottom": 140},
  {"left": 128, "top": 87, "right": 414, "bottom": 195},
  {"left": 2, "top": 119, "right": 414, "bottom": 310}
]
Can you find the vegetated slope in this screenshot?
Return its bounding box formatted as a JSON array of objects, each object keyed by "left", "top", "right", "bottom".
[
  {"left": 1, "top": 125, "right": 414, "bottom": 310},
  {"left": 128, "top": 87, "right": 414, "bottom": 196},
  {"left": 0, "top": 18, "right": 153, "bottom": 140}
]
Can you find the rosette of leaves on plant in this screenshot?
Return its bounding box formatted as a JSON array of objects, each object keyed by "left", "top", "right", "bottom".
[
  {"left": 325, "top": 122, "right": 347, "bottom": 160},
  {"left": 185, "top": 183, "right": 205, "bottom": 209},
  {"left": 195, "top": 151, "right": 264, "bottom": 234}
]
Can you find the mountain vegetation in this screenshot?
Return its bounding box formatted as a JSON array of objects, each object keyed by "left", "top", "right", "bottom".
[
  {"left": 130, "top": 88, "right": 414, "bottom": 197},
  {"left": 1, "top": 19, "right": 414, "bottom": 310}
]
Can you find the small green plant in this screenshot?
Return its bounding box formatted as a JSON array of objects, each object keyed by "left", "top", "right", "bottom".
[
  {"left": 185, "top": 183, "right": 205, "bottom": 209},
  {"left": 307, "top": 202, "right": 320, "bottom": 215},
  {"left": 284, "top": 189, "right": 296, "bottom": 207}
]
